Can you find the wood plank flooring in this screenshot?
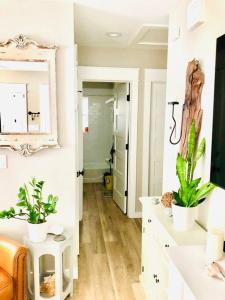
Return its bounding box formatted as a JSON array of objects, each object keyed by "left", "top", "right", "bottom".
[{"left": 71, "top": 183, "right": 144, "bottom": 300}]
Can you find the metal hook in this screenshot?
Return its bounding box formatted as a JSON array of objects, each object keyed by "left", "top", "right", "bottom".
[{"left": 168, "top": 101, "right": 185, "bottom": 145}]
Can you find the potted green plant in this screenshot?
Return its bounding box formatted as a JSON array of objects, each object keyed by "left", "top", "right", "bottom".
[
  {"left": 0, "top": 178, "right": 58, "bottom": 242},
  {"left": 172, "top": 120, "right": 216, "bottom": 231}
]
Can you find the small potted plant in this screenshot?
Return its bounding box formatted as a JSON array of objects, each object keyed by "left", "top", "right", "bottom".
[
  {"left": 0, "top": 178, "right": 58, "bottom": 242},
  {"left": 172, "top": 120, "right": 216, "bottom": 231}
]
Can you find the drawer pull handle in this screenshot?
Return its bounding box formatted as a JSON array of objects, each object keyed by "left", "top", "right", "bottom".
[
  {"left": 165, "top": 244, "right": 170, "bottom": 248},
  {"left": 148, "top": 219, "right": 152, "bottom": 223},
  {"left": 153, "top": 274, "right": 157, "bottom": 278},
  {"left": 155, "top": 279, "right": 160, "bottom": 283}
]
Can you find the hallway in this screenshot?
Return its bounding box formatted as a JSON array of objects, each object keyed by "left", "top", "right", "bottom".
[{"left": 73, "top": 183, "right": 144, "bottom": 300}]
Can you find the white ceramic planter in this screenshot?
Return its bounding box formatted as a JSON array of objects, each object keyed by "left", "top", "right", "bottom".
[
  {"left": 27, "top": 221, "right": 48, "bottom": 243},
  {"left": 172, "top": 203, "right": 197, "bottom": 231},
  {"left": 164, "top": 207, "right": 172, "bottom": 217}
]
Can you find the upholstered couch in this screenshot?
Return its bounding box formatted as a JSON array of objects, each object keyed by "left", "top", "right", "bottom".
[{"left": 0, "top": 236, "right": 27, "bottom": 300}]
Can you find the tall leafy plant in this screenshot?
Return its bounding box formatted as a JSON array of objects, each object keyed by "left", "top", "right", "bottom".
[
  {"left": 0, "top": 178, "right": 58, "bottom": 224},
  {"left": 173, "top": 121, "right": 216, "bottom": 207}
]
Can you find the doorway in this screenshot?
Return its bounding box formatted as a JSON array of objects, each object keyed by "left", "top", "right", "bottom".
[
  {"left": 81, "top": 81, "right": 129, "bottom": 214},
  {"left": 76, "top": 66, "right": 139, "bottom": 223}
]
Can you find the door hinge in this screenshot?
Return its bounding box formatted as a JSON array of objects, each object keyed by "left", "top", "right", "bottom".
[
  {"left": 127, "top": 94, "right": 130, "bottom": 102},
  {"left": 142, "top": 266, "right": 144, "bottom": 272},
  {"left": 125, "top": 143, "right": 129, "bottom": 150},
  {"left": 125, "top": 190, "right": 128, "bottom": 197}
]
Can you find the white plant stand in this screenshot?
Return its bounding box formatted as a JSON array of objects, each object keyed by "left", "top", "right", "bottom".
[{"left": 24, "top": 231, "right": 73, "bottom": 300}]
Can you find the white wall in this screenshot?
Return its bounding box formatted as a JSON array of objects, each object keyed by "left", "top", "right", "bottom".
[
  {"left": 78, "top": 46, "right": 167, "bottom": 211},
  {"left": 0, "top": 1, "right": 77, "bottom": 242},
  {"left": 163, "top": 0, "right": 225, "bottom": 230}
]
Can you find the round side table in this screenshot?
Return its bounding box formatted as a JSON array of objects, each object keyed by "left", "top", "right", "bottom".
[{"left": 24, "top": 231, "right": 73, "bottom": 300}]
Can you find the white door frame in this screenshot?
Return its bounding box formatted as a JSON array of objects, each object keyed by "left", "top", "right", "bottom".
[
  {"left": 142, "top": 69, "right": 167, "bottom": 196},
  {"left": 77, "top": 66, "right": 139, "bottom": 218}
]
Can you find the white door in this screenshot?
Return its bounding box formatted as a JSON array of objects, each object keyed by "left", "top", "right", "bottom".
[
  {"left": 148, "top": 81, "right": 166, "bottom": 196},
  {"left": 113, "top": 83, "right": 129, "bottom": 213},
  {"left": 142, "top": 69, "right": 167, "bottom": 197}
]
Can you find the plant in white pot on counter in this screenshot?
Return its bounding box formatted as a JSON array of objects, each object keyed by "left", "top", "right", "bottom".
[
  {"left": 172, "top": 120, "right": 216, "bottom": 231},
  {"left": 0, "top": 178, "right": 58, "bottom": 242}
]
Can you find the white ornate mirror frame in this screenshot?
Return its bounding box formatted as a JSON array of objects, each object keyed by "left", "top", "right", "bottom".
[{"left": 0, "top": 35, "right": 59, "bottom": 157}]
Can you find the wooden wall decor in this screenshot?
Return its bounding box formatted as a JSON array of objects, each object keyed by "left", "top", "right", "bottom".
[{"left": 179, "top": 59, "right": 205, "bottom": 157}]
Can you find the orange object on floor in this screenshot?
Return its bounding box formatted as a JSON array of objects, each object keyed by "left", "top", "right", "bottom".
[{"left": 0, "top": 236, "right": 27, "bottom": 300}]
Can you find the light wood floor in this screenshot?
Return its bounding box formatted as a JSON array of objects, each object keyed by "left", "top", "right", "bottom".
[{"left": 71, "top": 183, "right": 145, "bottom": 300}]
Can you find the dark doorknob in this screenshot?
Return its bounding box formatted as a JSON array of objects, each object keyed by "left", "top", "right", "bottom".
[{"left": 77, "top": 169, "right": 85, "bottom": 177}]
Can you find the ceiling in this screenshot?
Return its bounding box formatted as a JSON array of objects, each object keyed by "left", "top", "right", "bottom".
[{"left": 74, "top": 0, "right": 178, "bottom": 48}]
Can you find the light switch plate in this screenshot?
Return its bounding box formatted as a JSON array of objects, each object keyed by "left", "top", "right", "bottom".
[{"left": 0, "top": 155, "right": 7, "bottom": 169}]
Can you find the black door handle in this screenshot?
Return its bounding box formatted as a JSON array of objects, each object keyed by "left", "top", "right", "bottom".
[{"left": 77, "top": 169, "right": 85, "bottom": 177}]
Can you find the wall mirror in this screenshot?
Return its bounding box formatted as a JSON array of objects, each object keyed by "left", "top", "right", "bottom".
[{"left": 0, "top": 35, "right": 59, "bottom": 156}]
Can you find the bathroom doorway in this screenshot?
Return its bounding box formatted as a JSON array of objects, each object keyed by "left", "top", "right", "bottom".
[
  {"left": 80, "top": 81, "right": 130, "bottom": 214},
  {"left": 76, "top": 66, "right": 139, "bottom": 221}
]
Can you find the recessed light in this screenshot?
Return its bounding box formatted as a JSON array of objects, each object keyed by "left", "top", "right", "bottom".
[{"left": 106, "top": 32, "right": 122, "bottom": 38}]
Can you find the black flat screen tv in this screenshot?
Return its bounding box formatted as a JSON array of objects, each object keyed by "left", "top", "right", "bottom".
[{"left": 210, "top": 33, "right": 225, "bottom": 188}]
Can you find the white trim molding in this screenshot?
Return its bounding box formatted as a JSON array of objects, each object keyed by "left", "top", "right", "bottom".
[
  {"left": 78, "top": 66, "right": 139, "bottom": 218},
  {"left": 142, "top": 69, "right": 167, "bottom": 196},
  {"left": 134, "top": 211, "right": 142, "bottom": 218}
]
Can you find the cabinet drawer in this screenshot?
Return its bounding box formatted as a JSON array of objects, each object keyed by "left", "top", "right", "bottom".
[
  {"left": 142, "top": 216, "right": 154, "bottom": 234},
  {"left": 152, "top": 218, "right": 176, "bottom": 250}
]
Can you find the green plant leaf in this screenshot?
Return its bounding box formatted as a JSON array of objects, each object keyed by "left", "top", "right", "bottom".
[
  {"left": 195, "top": 138, "right": 206, "bottom": 162},
  {"left": 31, "top": 178, "right": 36, "bottom": 186},
  {"left": 186, "top": 184, "right": 199, "bottom": 207},
  {"left": 48, "top": 194, "right": 53, "bottom": 202},
  {"left": 189, "top": 178, "right": 201, "bottom": 188},
  {"left": 190, "top": 138, "right": 206, "bottom": 181},
  {"left": 187, "top": 120, "right": 196, "bottom": 161},
  {"left": 195, "top": 182, "right": 216, "bottom": 203},
  {"left": 176, "top": 153, "right": 187, "bottom": 190},
  {"left": 173, "top": 191, "right": 182, "bottom": 206},
  {"left": 187, "top": 121, "right": 196, "bottom": 183},
  {"left": 0, "top": 210, "right": 8, "bottom": 218},
  {"left": 29, "top": 210, "right": 40, "bottom": 224},
  {"left": 16, "top": 201, "right": 26, "bottom": 207}
]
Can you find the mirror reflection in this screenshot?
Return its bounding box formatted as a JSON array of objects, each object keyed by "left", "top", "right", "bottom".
[{"left": 0, "top": 60, "right": 50, "bottom": 134}]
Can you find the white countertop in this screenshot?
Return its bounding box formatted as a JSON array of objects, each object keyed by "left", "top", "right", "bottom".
[
  {"left": 140, "top": 197, "right": 206, "bottom": 246},
  {"left": 167, "top": 245, "right": 225, "bottom": 300}
]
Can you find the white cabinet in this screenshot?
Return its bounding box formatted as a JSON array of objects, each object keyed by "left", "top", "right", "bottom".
[{"left": 140, "top": 197, "right": 206, "bottom": 300}]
